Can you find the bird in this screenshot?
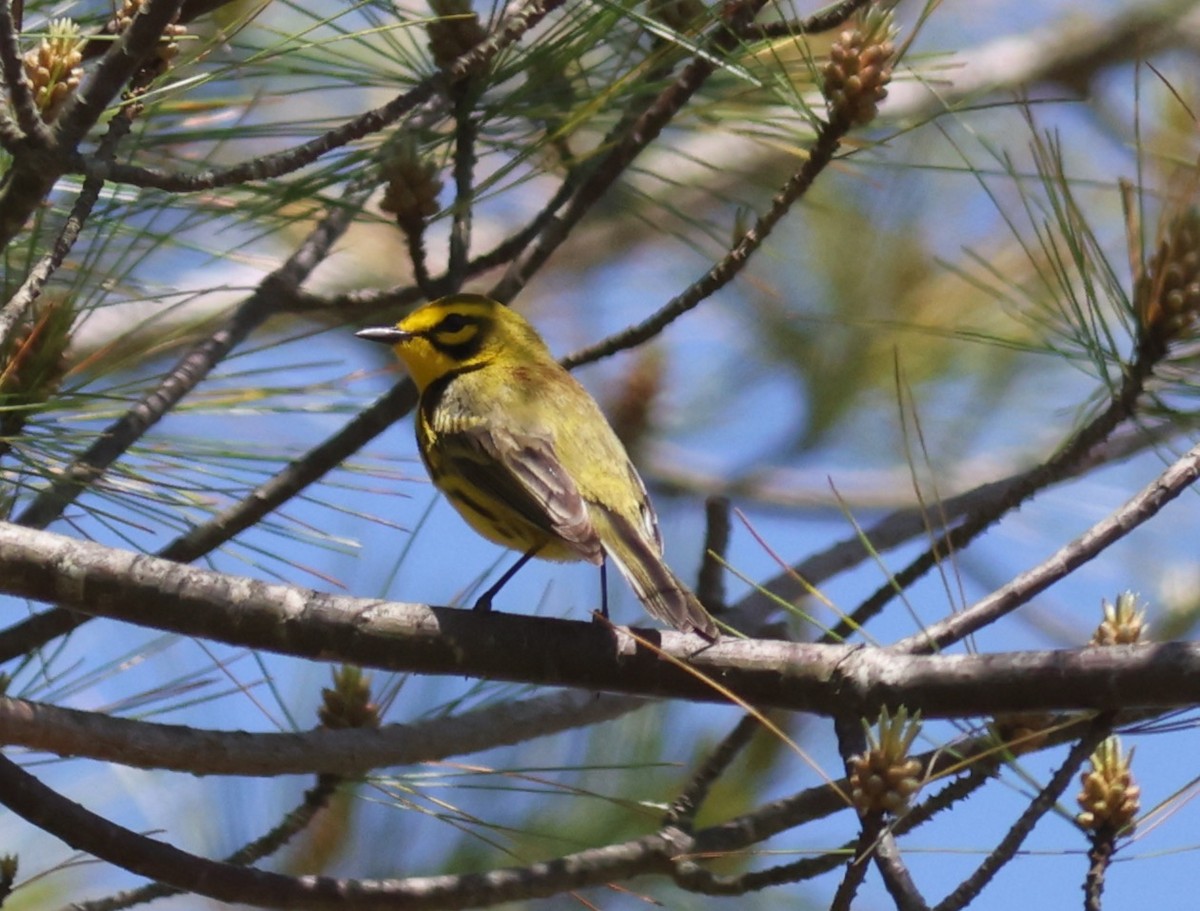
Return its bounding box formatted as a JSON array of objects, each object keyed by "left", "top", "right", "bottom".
[{"left": 356, "top": 293, "right": 719, "bottom": 640}]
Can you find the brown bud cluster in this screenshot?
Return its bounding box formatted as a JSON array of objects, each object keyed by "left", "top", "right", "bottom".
[
  {"left": 1090, "top": 591, "right": 1146, "bottom": 646},
  {"left": 0, "top": 298, "right": 72, "bottom": 441},
  {"left": 1077, "top": 737, "right": 1139, "bottom": 835},
  {"left": 0, "top": 854, "right": 16, "bottom": 905},
  {"left": 645, "top": 0, "right": 707, "bottom": 34},
  {"left": 822, "top": 8, "right": 897, "bottom": 127},
  {"left": 380, "top": 138, "right": 443, "bottom": 233},
  {"left": 606, "top": 347, "right": 663, "bottom": 460},
  {"left": 318, "top": 666, "right": 380, "bottom": 729},
  {"left": 426, "top": 0, "right": 488, "bottom": 74},
  {"left": 989, "top": 712, "right": 1054, "bottom": 756},
  {"left": 109, "top": 0, "right": 188, "bottom": 73},
  {"left": 1136, "top": 207, "right": 1200, "bottom": 343},
  {"left": 21, "top": 18, "right": 84, "bottom": 121},
  {"left": 848, "top": 706, "right": 923, "bottom": 815}
]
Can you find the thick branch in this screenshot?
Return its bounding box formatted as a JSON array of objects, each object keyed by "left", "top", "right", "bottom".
[{"left": 2, "top": 523, "right": 1200, "bottom": 718}]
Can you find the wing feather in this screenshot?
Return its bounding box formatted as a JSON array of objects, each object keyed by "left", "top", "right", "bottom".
[{"left": 439, "top": 424, "right": 604, "bottom": 562}]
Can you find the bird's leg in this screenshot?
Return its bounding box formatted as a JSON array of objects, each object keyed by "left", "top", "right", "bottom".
[
  {"left": 474, "top": 546, "right": 540, "bottom": 612},
  {"left": 599, "top": 560, "right": 610, "bottom": 619}
]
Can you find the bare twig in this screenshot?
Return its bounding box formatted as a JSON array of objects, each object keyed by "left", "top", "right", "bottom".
[
  {"left": 894, "top": 438, "right": 1200, "bottom": 653},
  {"left": 697, "top": 496, "right": 731, "bottom": 613},
  {"left": 560, "top": 109, "right": 852, "bottom": 369},
  {"left": 830, "top": 814, "right": 884, "bottom": 911},
  {"left": 1084, "top": 826, "right": 1118, "bottom": 911},
  {"left": 738, "top": 0, "right": 875, "bottom": 40},
  {"left": 875, "top": 830, "right": 930, "bottom": 911},
  {"left": 446, "top": 88, "right": 477, "bottom": 290},
  {"left": 404, "top": 221, "right": 438, "bottom": 301},
  {"left": 664, "top": 713, "right": 760, "bottom": 831},
  {"left": 830, "top": 711, "right": 878, "bottom": 911},
  {"left": 829, "top": 331, "right": 1169, "bottom": 645}
]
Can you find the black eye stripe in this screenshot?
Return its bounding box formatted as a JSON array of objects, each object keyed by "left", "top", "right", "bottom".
[{"left": 423, "top": 312, "right": 491, "bottom": 360}]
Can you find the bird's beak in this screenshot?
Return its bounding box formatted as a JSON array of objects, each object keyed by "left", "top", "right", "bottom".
[{"left": 356, "top": 326, "right": 410, "bottom": 344}]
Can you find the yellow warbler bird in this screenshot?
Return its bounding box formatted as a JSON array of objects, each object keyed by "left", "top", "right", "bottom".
[{"left": 356, "top": 293, "right": 719, "bottom": 640}]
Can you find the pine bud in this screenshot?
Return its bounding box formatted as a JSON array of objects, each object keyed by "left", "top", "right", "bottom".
[
  {"left": 848, "top": 706, "right": 923, "bottom": 816},
  {"left": 379, "top": 137, "right": 444, "bottom": 233},
  {"left": 1076, "top": 736, "right": 1139, "bottom": 835},
  {"left": 606, "top": 347, "right": 663, "bottom": 460},
  {"left": 108, "top": 0, "right": 188, "bottom": 74},
  {"left": 0, "top": 298, "right": 72, "bottom": 440},
  {"left": 989, "top": 712, "right": 1054, "bottom": 756},
  {"left": 318, "top": 666, "right": 380, "bottom": 729},
  {"left": 0, "top": 855, "right": 17, "bottom": 905},
  {"left": 1135, "top": 208, "right": 1200, "bottom": 344},
  {"left": 645, "top": 0, "right": 707, "bottom": 34},
  {"left": 821, "top": 7, "right": 897, "bottom": 127},
  {"left": 1090, "top": 591, "right": 1146, "bottom": 646},
  {"left": 427, "top": 0, "right": 488, "bottom": 74},
  {"left": 21, "top": 18, "right": 84, "bottom": 121}
]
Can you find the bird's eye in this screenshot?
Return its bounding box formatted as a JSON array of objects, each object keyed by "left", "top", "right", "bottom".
[{"left": 438, "top": 313, "right": 469, "bottom": 334}]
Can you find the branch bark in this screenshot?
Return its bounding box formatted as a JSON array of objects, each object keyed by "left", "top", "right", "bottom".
[
  {"left": 2, "top": 523, "right": 1199, "bottom": 719},
  {"left": 0, "top": 690, "right": 644, "bottom": 776}
]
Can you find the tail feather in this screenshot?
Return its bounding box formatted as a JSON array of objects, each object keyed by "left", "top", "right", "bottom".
[{"left": 595, "top": 509, "right": 719, "bottom": 641}]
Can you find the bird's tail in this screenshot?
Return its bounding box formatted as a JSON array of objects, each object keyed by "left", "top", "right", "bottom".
[{"left": 594, "top": 510, "right": 719, "bottom": 641}]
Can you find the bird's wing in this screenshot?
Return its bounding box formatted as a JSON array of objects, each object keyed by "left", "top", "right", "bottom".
[
  {"left": 443, "top": 424, "right": 604, "bottom": 562},
  {"left": 622, "top": 459, "right": 663, "bottom": 552}
]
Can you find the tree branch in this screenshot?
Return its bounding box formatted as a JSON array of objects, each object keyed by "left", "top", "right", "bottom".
[
  {"left": 931, "top": 717, "right": 1112, "bottom": 911},
  {"left": 69, "top": 0, "right": 562, "bottom": 193},
  {"left": 0, "top": 689, "right": 643, "bottom": 777},
  {"left": 73, "top": 774, "right": 342, "bottom": 911},
  {"left": 0, "top": 749, "right": 687, "bottom": 910},
  {"left": 2, "top": 523, "right": 1200, "bottom": 718},
  {"left": 0, "top": 0, "right": 50, "bottom": 144},
  {"left": 14, "top": 183, "right": 367, "bottom": 530},
  {"left": 489, "top": 0, "right": 795, "bottom": 304},
  {"left": 0, "top": 116, "right": 127, "bottom": 350},
  {"left": 894, "top": 438, "right": 1200, "bottom": 653}
]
